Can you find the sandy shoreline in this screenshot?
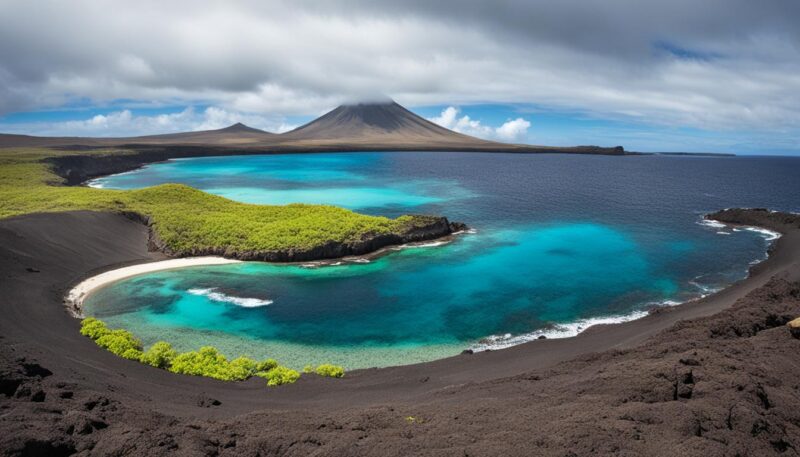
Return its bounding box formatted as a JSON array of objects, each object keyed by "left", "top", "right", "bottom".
[
  {"left": 65, "top": 256, "right": 240, "bottom": 316},
  {"left": 2, "top": 209, "right": 799, "bottom": 455}
]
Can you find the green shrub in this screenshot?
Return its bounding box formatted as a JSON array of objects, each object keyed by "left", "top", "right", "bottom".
[
  {"left": 303, "top": 364, "right": 314, "bottom": 374},
  {"left": 80, "top": 317, "right": 110, "bottom": 340},
  {"left": 77, "top": 319, "right": 315, "bottom": 388},
  {"left": 256, "top": 358, "right": 278, "bottom": 373},
  {"left": 315, "top": 364, "right": 345, "bottom": 378},
  {"left": 262, "top": 366, "right": 301, "bottom": 386},
  {"left": 169, "top": 346, "right": 247, "bottom": 381},
  {"left": 140, "top": 341, "right": 178, "bottom": 368},
  {"left": 95, "top": 329, "right": 143, "bottom": 360},
  {"left": 229, "top": 356, "right": 258, "bottom": 379}
]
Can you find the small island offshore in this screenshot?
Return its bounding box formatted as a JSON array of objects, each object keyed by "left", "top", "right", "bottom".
[{"left": 2, "top": 1, "right": 800, "bottom": 455}]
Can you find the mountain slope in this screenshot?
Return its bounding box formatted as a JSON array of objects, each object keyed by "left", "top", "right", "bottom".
[
  {"left": 279, "top": 101, "right": 488, "bottom": 145},
  {"left": 121, "top": 122, "right": 274, "bottom": 145},
  {"left": 0, "top": 123, "right": 274, "bottom": 148}
]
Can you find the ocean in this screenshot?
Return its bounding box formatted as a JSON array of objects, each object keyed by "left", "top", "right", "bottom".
[{"left": 84, "top": 152, "right": 800, "bottom": 368}]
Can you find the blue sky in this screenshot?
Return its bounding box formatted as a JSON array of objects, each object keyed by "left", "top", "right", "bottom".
[{"left": 1, "top": 1, "right": 799, "bottom": 155}]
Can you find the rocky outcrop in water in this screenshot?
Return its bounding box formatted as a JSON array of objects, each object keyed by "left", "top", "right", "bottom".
[{"left": 707, "top": 208, "right": 800, "bottom": 233}]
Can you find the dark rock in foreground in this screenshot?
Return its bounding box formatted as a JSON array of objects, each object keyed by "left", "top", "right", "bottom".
[{"left": 789, "top": 317, "right": 800, "bottom": 339}]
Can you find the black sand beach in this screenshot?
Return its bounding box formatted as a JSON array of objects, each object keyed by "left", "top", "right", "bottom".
[{"left": 1, "top": 208, "right": 799, "bottom": 455}]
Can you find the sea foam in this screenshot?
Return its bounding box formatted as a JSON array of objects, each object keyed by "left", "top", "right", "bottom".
[
  {"left": 697, "top": 219, "right": 726, "bottom": 229},
  {"left": 742, "top": 226, "right": 781, "bottom": 241},
  {"left": 697, "top": 217, "right": 782, "bottom": 241},
  {"left": 470, "top": 310, "right": 650, "bottom": 351},
  {"left": 394, "top": 239, "right": 451, "bottom": 250},
  {"left": 187, "top": 287, "right": 272, "bottom": 307},
  {"left": 470, "top": 296, "right": 691, "bottom": 352},
  {"left": 688, "top": 278, "right": 721, "bottom": 295}
]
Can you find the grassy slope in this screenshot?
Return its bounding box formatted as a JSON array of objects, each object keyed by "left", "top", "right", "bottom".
[{"left": 0, "top": 148, "right": 429, "bottom": 253}]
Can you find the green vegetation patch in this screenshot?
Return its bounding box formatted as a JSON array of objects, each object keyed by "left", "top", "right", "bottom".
[
  {"left": 258, "top": 365, "right": 302, "bottom": 386},
  {"left": 0, "top": 147, "right": 433, "bottom": 255},
  {"left": 316, "top": 363, "right": 345, "bottom": 378},
  {"left": 95, "top": 329, "right": 144, "bottom": 361},
  {"left": 79, "top": 318, "right": 330, "bottom": 387},
  {"left": 140, "top": 341, "right": 178, "bottom": 369}
]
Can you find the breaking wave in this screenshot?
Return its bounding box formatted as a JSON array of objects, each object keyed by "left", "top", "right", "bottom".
[{"left": 187, "top": 287, "right": 272, "bottom": 307}]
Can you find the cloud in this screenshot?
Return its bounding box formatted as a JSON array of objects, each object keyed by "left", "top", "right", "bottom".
[
  {"left": 428, "top": 107, "right": 530, "bottom": 141},
  {"left": 495, "top": 118, "right": 531, "bottom": 142},
  {"left": 0, "top": 107, "right": 296, "bottom": 137},
  {"left": 0, "top": 0, "right": 798, "bottom": 142}
]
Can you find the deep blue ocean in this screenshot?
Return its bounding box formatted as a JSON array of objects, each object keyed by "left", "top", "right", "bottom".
[{"left": 84, "top": 152, "right": 800, "bottom": 368}]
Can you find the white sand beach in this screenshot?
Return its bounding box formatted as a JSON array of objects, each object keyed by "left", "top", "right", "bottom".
[{"left": 65, "top": 256, "right": 241, "bottom": 315}]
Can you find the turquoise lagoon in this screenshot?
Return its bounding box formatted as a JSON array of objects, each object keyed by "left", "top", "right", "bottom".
[{"left": 84, "top": 153, "right": 800, "bottom": 369}]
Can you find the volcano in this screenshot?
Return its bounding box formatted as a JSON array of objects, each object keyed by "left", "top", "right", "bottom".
[{"left": 277, "top": 101, "right": 490, "bottom": 146}]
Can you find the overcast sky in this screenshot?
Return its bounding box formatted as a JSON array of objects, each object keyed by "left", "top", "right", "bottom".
[{"left": 1, "top": 0, "right": 799, "bottom": 154}]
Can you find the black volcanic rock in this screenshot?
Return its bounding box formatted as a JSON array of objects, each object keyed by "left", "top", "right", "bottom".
[{"left": 706, "top": 208, "right": 800, "bottom": 233}]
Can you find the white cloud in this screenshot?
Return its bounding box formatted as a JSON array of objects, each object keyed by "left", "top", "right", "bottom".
[
  {"left": 495, "top": 118, "right": 531, "bottom": 142},
  {"left": 0, "top": 107, "right": 297, "bottom": 137},
  {"left": 0, "top": 0, "right": 798, "bottom": 149},
  {"left": 428, "top": 107, "right": 530, "bottom": 142}
]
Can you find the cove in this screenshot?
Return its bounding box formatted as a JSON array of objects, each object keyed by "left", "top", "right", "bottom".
[{"left": 84, "top": 152, "right": 800, "bottom": 369}]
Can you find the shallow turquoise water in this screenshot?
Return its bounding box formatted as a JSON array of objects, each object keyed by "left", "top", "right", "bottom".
[
  {"left": 92, "top": 154, "right": 470, "bottom": 210},
  {"left": 84, "top": 153, "right": 800, "bottom": 369},
  {"left": 203, "top": 185, "right": 443, "bottom": 208}
]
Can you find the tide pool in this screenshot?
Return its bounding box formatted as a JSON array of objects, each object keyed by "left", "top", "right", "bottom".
[{"left": 84, "top": 152, "right": 800, "bottom": 369}]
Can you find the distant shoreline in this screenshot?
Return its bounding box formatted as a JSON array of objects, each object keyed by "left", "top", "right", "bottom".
[
  {"left": 45, "top": 146, "right": 631, "bottom": 187},
  {"left": 653, "top": 151, "right": 737, "bottom": 157}
]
